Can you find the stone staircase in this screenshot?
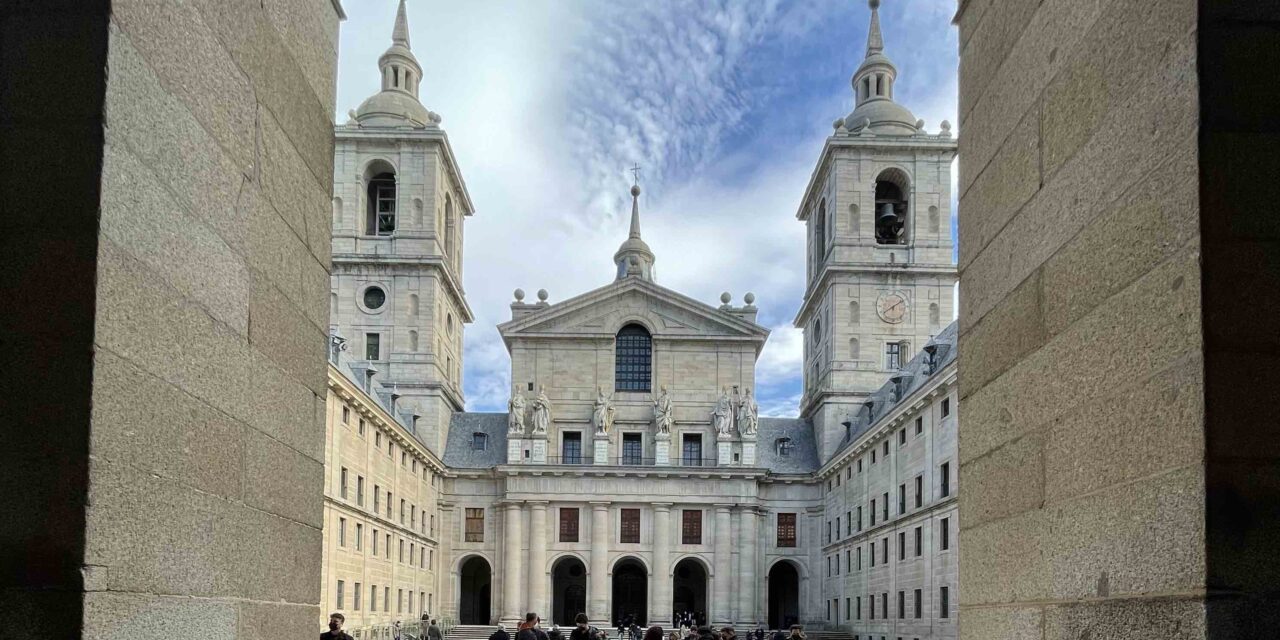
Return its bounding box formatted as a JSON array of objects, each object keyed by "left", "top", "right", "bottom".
[
  {"left": 800, "top": 632, "right": 854, "bottom": 640},
  {"left": 446, "top": 624, "right": 501, "bottom": 640}
]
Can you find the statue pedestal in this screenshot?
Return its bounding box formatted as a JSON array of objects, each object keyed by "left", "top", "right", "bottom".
[
  {"left": 655, "top": 433, "right": 671, "bottom": 466},
  {"left": 741, "top": 436, "right": 757, "bottom": 466},
  {"left": 717, "top": 439, "right": 733, "bottom": 466},
  {"left": 507, "top": 437, "right": 523, "bottom": 464},
  {"left": 530, "top": 434, "right": 547, "bottom": 464},
  {"left": 593, "top": 433, "right": 610, "bottom": 465}
]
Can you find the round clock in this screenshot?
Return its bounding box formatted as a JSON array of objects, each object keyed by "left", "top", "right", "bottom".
[{"left": 877, "top": 292, "right": 909, "bottom": 324}]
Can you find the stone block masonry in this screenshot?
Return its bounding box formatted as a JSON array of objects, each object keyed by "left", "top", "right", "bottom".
[{"left": 0, "top": 0, "right": 344, "bottom": 638}]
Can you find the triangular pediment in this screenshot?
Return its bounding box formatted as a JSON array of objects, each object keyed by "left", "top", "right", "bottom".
[{"left": 498, "top": 278, "right": 769, "bottom": 346}]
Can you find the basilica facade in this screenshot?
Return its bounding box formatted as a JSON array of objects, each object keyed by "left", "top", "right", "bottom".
[{"left": 320, "top": 2, "right": 958, "bottom": 639}]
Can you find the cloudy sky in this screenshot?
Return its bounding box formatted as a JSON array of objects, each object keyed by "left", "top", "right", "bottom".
[{"left": 335, "top": 0, "right": 959, "bottom": 417}]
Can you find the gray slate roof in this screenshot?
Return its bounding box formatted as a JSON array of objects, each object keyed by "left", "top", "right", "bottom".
[
  {"left": 443, "top": 412, "right": 510, "bottom": 469},
  {"left": 756, "top": 417, "right": 820, "bottom": 474},
  {"left": 330, "top": 338, "right": 437, "bottom": 454},
  {"left": 830, "top": 321, "right": 959, "bottom": 460}
]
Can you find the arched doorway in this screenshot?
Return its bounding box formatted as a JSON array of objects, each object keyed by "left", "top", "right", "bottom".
[
  {"left": 672, "top": 558, "right": 708, "bottom": 627},
  {"left": 612, "top": 557, "right": 647, "bottom": 627},
  {"left": 459, "top": 556, "right": 492, "bottom": 624},
  {"left": 767, "top": 561, "right": 800, "bottom": 630},
  {"left": 552, "top": 556, "right": 588, "bottom": 626}
]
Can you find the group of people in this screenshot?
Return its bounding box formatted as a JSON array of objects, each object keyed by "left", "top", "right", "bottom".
[
  {"left": 320, "top": 612, "right": 445, "bottom": 640},
  {"left": 666, "top": 624, "right": 805, "bottom": 640},
  {"left": 321, "top": 610, "right": 805, "bottom": 640}
]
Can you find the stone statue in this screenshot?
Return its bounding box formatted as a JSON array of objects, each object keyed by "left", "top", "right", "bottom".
[
  {"left": 592, "top": 386, "right": 616, "bottom": 435},
  {"left": 653, "top": 386, "right": 674, "bottom": 435},
  {"left": 737, "top": 387, "right": 759, "bottom": 437},
  {"left": 507, "top": 385, "right": 527, "bottom": 435},
  {"left": 530, "top": 385, "right": 552, "bottom": 435},
  {"left": 711, "top": 386, "right": 734, "bottom": 436}
]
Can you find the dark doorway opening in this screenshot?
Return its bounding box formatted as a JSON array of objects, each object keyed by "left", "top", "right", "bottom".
[
  {"left": 459, "top": 556, "right": 492, "bottom": 624},
  {"left": 767, "top": 561, "right": 800, "bottom": 630},
  {"left": 672, "top": 558, "right": 708, "bottom": 627},
  {"left": 552, "top": 556, "right": 588, "bottom": 626},
  {"left": 612, "top": 557, "right": 648, "bottom": 626}
]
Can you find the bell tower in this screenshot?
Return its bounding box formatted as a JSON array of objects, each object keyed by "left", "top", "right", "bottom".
[
  {"left": 329, "top": 0, "right": 474, "bottom": 454},
  {"left": 795, "top": 0, "right": 957, "bottom": 462}
]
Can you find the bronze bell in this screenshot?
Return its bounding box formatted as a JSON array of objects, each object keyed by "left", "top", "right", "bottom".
[{"left": 877, "top": 202, "right": 898, "bottom": 227}]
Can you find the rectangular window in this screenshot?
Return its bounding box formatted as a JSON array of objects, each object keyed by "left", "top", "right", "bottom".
[
  {"left": 846, "top": 511, "right": 852, "bottom": 536},
  {"left": 682, "top": 509, "right": 702, "bottom": 544},
  {"left": 914, "top": 588, "right": 922, "bottom": 618},
  {"left": 870, "top": 594, "right": 875, "bottom": 620},
  {"left": 372, "top": 529, "right": 379, "bottom": 555},
  {"left": 883, "top": 440, "right": 889, "bottom": 456},
  {"left": 899, "top": 428, "right": 906, "bottom": 446},
  {"left": 337, "top": 580, "right": 345, "bottom": 609},
  {"left": 385, "top": 533, "right": 390, "bottom": 558},
  {"left": 898, "top": 531, "right": 906, "bottom": 560},
  {"left": 941, "top": 462, "right": 951, "bottom": 497},
  {"left": 410, "top": 543, "right": 415, "bottom": 565},
  {"left": 399, "top": 538, "right": 404, "bottom": 562},
  {"left": 870, "top": 499, "right": 877, "bottom": 526},
  {"left": 338, "top": 517, "right": 346, "bottom": 547},
  {"left": 562, "top": 431, "right": 582, "bottom": 464},
  {"left": 376, "top": 432, "right": 382, "bottom": 448},
  {"left": 398, "top": 588, "right": 404, "bottom": 613},
  {"left": 340, "top": 468, "right": 349, "bottom": 499},
  {"left": 941, "top": 517, "right": 950, "bottom": 550},
  {"left": 856, "top": 546, "right": 862, "bottom": 570},
  {"left": 845, "top": 549, "right": 850, "bottom": 572},
  {"left": 941, "top": 398, "right": 951, "bottom": 418},
  {"left": 885, "top": 342, "right": 903, "bottom": 370},
  {"left": 882, "top": 592, "right": 888, "bottom": 619},
  {"left": 869, "top": 541, "right": 876, "bottom": 567},
  {"left": 400, "top": 499, "right": 406, "bottom": 524},
  {"left": 374, "top": 485, "right": 381, "bottom": 513},
  {"left": 826, "top": 521, "right": 832, "bottom": 543},
  {"left": 882, "top": 537, "right": 889, "bottom": 563},
  {"left": 354, "top": 582, "right": 362, "bottom": 611},
  {"left": 915, "top": 475, "right": 923, "bottom": 508},
  {"left": 857, "top": 458, "right": 863, "bottom": 473},
  {"left": 622, "top": 433, "right": 643, "bottom": 465},
  {"left": 560, "top": 507, "right": 580, "bottom": 543},
  {"left": 401, "top": 451, "right": 407, "bottom": 466},
  {"left": 384, "top": 587, "right": 390, "bottom": 614},
  {"left": 857, "top": 506, "right": 863, "bottom": 531},
  {"left": 777, "top": 513, "right": 797, "bottom": 547},
  {"left": 342, "top": 406, "right": 350, "bottom": 424},
  {"left": 871, "top": 449, "right": 876, "bottom": 464},
  {"left": 621, "top": 508, "right": 641, "bottom": 543},
  {"left": 682, "top": 434, "right": 703, "bottom": 466},
  {"left": 915, "top": 416, "right": 923, "bottom": 435},
  {"left": 846, "top": 598, "right": 851, "bottom": 620},
  {"left": 356, "top": 523, "right": 363, "bottom": 551},
  {"left": 940, "top": 586, "right": 950, "bottom": 618},
  {"left": 914, "top": 526, "right": 922, "bottom": 557},
  {"left": 836, "top": 517, "right": 841, "bottom": 539},
  {"left": 386, "top": 492, "right": 393, "bottom": 519},
  {"left": 366, "top": 332, "right": 381, "bottom": 360},
  {"left": 465, "top": 508, "right": 484, "bottom": 542},
  {"left": 357, "top": 476, "right": 365, "bottom": 506},
  {"left": 856, "top": 595, "right": 862, "bottom": 620},
  {"left": 898, "top": 591, "right": 905, "bottom": 619},
  {"left": 371, "top": 584, "right": 377, "bottom": 612},
  {"left": 883, "top": 492, "right": 890, "bottom": 520},
  {"left": 899, "top": 484, "right": 906, "bottom": 514}
]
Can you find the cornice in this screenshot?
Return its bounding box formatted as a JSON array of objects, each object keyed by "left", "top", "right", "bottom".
[
  {"left": 328, "top": 364, "right": 448, "bottom": 473},
  {"left": 330, "top": 254, "right": 475, "bottom": 323}
]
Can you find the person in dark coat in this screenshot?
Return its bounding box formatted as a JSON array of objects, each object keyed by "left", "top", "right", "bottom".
[
  {"left": 321, "top": 612, "right": 354, "bottom": 640},
  {"left": 428, "top": 619, "right": 444, "bottom": 640},
  {"left": 490, "top": 625, "right": 511, "bottom": 640}
]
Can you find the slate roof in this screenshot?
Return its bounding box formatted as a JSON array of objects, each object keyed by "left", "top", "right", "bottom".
[
  {"left": 329, "top": 337, "right": 436, "bottom": 454},
  {"left": 756, "top": 417, "right": 820, "bottom": 474},
  {"left": 442, "top": 412, "right": 510, "bottom": 469},
  {"left": 829, "top": 321, "right": 959, "bottom": 461}
]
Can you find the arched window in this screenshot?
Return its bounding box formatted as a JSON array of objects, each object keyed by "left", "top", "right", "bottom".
[
  {"left": 615, "top": 324, "right": 652, "bottom": 392},
  {"left": 874, "top": 169, "right": 910, "bottom": 245},
  {"left": 444, "top": 195, "right": 456, "bottom": 259},
  {"left": 367, "top": 171, "right": 397, "bottom": 235}
]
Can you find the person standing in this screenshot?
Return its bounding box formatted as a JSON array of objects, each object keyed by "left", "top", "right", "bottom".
[
  {"left": 321, "top": 613, "right": 354, "bottom": 640},
  {"left": 428, "top": 618, "right": 444, "bottom": 640},
  {"left": 490, "top": 625, "right": 511, "bottom": 640},
  {"left": 786, "top": 626, "right": 804, "bottom": 640},
  {"left": 570, "top": 613, "right": 594, "bottom": 640}
]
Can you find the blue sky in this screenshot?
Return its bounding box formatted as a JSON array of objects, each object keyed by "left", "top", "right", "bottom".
[{"left": 335, "top": 0, "right": 959, "bottom": 416}]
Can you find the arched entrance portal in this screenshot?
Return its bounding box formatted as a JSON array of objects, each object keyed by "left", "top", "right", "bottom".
[
  {"left": 552, "top": 556, "right": 588, "bottom": 626},
  {"left": 672, "top": 558, "right": 707, "bottom": 626},
  {"left": 767, "top": 561, "right": 800, "bottom": 630},
  {"left": 612, "top": 558, "right": 647, "bottom": 626},
  {"left": 459, "top": 556, "right": 493, "bottom": 624}
]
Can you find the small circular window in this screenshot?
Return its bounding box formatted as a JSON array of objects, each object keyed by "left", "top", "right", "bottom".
[{"left": 363, "top": 286, "right": 386, "bottom": 310}]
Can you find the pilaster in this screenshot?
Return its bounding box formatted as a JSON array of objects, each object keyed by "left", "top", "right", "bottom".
[
  {"left": 502, "top": 501, "right": 525, "bottom": 624},
  {"left": 590, "top": 501, "right": 611, "bottom": 622}
]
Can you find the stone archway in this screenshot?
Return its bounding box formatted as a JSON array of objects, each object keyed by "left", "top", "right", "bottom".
[
  {"left": 611, "top": 557, "right": 647, "bottom": 627},
  {"left": 552, "top": 555, "right": 588, "bottom": 626},
  {"left": 672, "top": 557, "right": 708, "bottom": 627},
  {"left": 459, "top": 556, "right": 493, "bottom": 624},
  {"left": 767, "top": 561, "right": 800, "bottom": 630}
]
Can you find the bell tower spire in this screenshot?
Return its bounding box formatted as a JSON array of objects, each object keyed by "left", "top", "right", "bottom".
[
  {"left": 865, "top": 0, "right": 884, "bottom": 56},
  {"left": 614, "top": 171, "right": 656, "bottom": 282},
  {"left": 351, "top": 0, "right": 440, "bottom": 127}
]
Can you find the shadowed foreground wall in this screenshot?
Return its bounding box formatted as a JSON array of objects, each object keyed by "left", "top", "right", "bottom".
[
  {"left": 955, "top": 0, "right": 1279, "bottom": 637},
  {"left": 0, "top": 0, "right": 342, "bottom": 637}
]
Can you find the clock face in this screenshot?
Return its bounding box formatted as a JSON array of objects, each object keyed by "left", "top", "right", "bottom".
[{"left": 877, "top": 293, "right": 909, "bottom": 324}]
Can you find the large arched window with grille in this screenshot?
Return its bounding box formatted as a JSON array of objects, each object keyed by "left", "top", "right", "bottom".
[{"left": 614, "top": 324, "right": 652, "bottom": 392}]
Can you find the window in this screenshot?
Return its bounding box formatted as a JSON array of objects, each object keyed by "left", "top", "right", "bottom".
[
  {"left": 338, "top": 517, "right": 346, "bottom": 547},
  {"left": 357, "top": 476, "right": 365, "bottom": 506},
  {"left": 622, "top": 433, "right": 643, "bottom": 465},
  {"left": 366, "top": 332, "right": 381, "bottom": 360},
  {"left": 899, "top": 484, "right": 906, "bottom": 514},
  {"left": 337, "top": 580, "right": 345, "bottom": 609},
  {"left": 858, "top": 458, "right": 863, "bottom": 473},
  {"left": 826, "top": 556, "right": 831, "bottom": 577},
  {"left": 375, "top": 432, "right": 382, "bottom": 448},
  {"left": 856, "top": 546, "right": 862, "bottom": 570},
  {"left": 940, "top": 586, "right": 950, "bottom": 618},
  {"left": 857, "top": 596, "right": 862, "bottom": 620},
  {"left": 899, "top": 429, "right": 906, "bottom": 445},
  {"left": 941, "top": 398, "right": 951, "bottom": 418},
  {"left": 401, "top": 451, "right": 407, "bottom": 466},
  {"left": 882, "top": 537, "right": 889, "bottom": 563},
  {"left": 342, "top": 406, "right": 350, "bottom": 424},
  {"left": 621, "top": 508, "right": 641, "bottom": 543},
  {"left": 399, "top": 538, "right": 404, "bottom": 562},
  {"left": 386, "top": 492, "right": 392, "bottom": 519},
  {"left": 373, "top": 485, "right": 381, "bottom": 513},
  {"left": 472, "top": 432, "right": 488, "bottom": 451},
  {"left": 398, "top": 588, "right": 404, "bottom": 613},
  {"left": 874, "top": 175, "right": 908, "bottom": 245},
  {"left": 885, "top": 341, "right": 903, "bottom": 370},
  {"left": 846, "top": 511, "right": 852, "bottom": 536},
  {"left": 846, "top": 598, "right": 851, "bottom": 620},
  {"left": 915, "top": 475, "right": 923, "bottom": 508},
  {"left": 340, "top": 468, "right": 349, "bottom": 499},
  {"left": 363, "top": 286, "right": 387, "bottom": 310},
  {"left": 914, "top": 589, "right": 922, "bottom": 618},
  {"left": 372, "top": 529, "right": 379, "bottom": 555},
  {"left": 371, "top": 584, "right": 378, "bottom": 612},
  {"left": 367, "top": 172, "right": 396, "bottom": 235},
  {"left": 872, "top": 449, "right": 876, "bottom": 464},
  {"left": 400, "top": 499, "right": 406, "bottom": 524},
  {"left": 682, "top": 509, "right": 702, "bottom": 544},
  {"left": 354, "top": 582, "right": 362, "bottom": 610},
  {"left": 914, "top": 526, "right": 922, "bottom": 557},
  {"left": 882, "top": 592, "right": 889, "bottom": 619},
  {"left": 857, "top": 506, "right": 863, "bottom": 531},
  {"left": 869, "top": 541, "right": 875, "bottom": 567},
  {"left": 359, "top": 418, "right": 365, "bottom": 436},
  {"left": 776, "top": 437, "right": 793, "bottom": 456},
  {"left": 941, "top": 517, "right": 950, "bottom": 550},
  {"left": 941, "top": 462, "right": 951, "bottom": 497},
  {"left": 883, "top": 441, "right": 890, "bottom": 456},
  {"left": 385, "top": 587, "right": 390, "bottom": 613},
  {"left": 898, "top": 591, "right": 905, "bottom": 619},
  {"left": 615, "top": 324, "right": 652, "bottom": 392},
  {"left": 682, "top": 434, "right": 703, "bottom": 466},
  {"left": 883, "top": 492, "right": 889, "bottom": 520},
  {"left": 836, "top": 517, "right": 841, "bottom": 538},
  {"left": 826, "top": 521, "right": 832, "bottom": 543},
  {"left": 559, "top": 508, "right": 580, "bottom": 542},
  {"left": 870, "top": 500, "right": 877, "bottom": 526},
  {"left": 915, "top": 416, "right": 923, "bottom": 435},
  {"left": 465, "top": 508, "right": 484, "bottom": 542},
  {"left": 898, "top": 531, "right": 906, "bottom": 560},
  {"left": 385, "top": 534, "right": 390, "bottom": 558},
  {"left": 356, "top": 523, "right": 363, "bottom": 551},
  {"left": 562, "top": 432, "right": 582, "bottom": 464},
  {"left": 777, "top": 513, "right": 797, "bottom": 547}
]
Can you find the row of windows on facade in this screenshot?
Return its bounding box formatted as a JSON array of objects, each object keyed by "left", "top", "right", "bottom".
[
  {"left": 825, "top": 517, "right": 952, "bottom": 578},
  {"left": 830, "top": 398, "right": 952, "bottom": 491},
  {"left": 336, "top": 516, "right": 437, "bottom": 570},
  {"left": 826, "top": 463, "right": 951, "bottom": 544},
  {"left": 475, "top": 429, "right": 796, "bottom": 463},
  {"left": 459, "top": 508, "right": 809, "bottom": 547},
  {"left": 359, "top": 172, "right": 457, "bottom": 257},
  {"left": 825, "top": 586, "right": 952, "bottom": 627},
  {"left": 334, "top": 580, "right": 432, "bottom": 617},
  {"left": 340, "top": 405, "right": 443, "bottom": 481},
  {"left": 340, "top": 466, "right": 437, "bottom": 536}
]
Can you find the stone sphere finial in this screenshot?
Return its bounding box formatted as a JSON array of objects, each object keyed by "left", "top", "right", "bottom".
[
  {"left": 744, "top": 292, "right": 756, "bottom": 305},
  {"left": 941, "top": 120, "right": 952, "bottom": 132},
  {"left": 720, "top": 292, "right": 732, "bottom": 304},
  {"left": 915, "top": 119, "right": 926, "bottom": 130},
  {"left": 514, "top": 288, "right": 525, "bottom": 302},
  {"left": 630, "top": 185, "right": 641, "bottom": 197},
  {"left": 537, "top": 289, "right": 549, "bottom": 302},
  {"left": 833, "top": 118, "right": 845, "bottom": 130}
]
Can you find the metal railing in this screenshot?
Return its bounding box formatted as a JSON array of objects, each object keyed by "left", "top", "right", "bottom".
[
  {"left": 350, "top": 616, "right": 456, "bottom": 640},
  {"left": 536, "top": 456, "right": 719, "bottom": 468}
]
